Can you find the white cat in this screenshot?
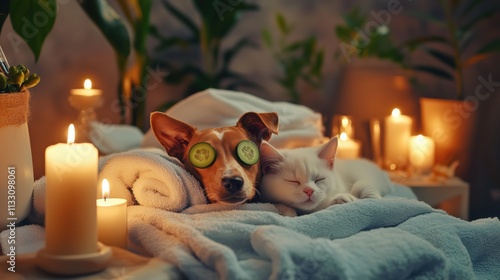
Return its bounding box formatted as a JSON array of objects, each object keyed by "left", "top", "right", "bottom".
[{"left": 259, "top": 137, "right": 393, "bottom": 215}]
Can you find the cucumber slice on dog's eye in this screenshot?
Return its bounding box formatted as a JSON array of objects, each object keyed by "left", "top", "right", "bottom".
[
  {"left": 189, "top": 142, "right": 216, "bottom": 168},
  {"left": 236, "top": 140, "right": 259, "bottom": 165}
]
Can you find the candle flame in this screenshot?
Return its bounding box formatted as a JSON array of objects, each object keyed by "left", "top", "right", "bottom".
[
  {"left": 391, "top": 108, "right": 401, "bottom": 117},
  {"left": 340, "top": 132, "right": 348, "bottom": 141},
  {"left": 102, "top": 179, "right": 110, "bottom": 201},
  {"left": 67, "top": 124, "right": 75, "bottom": 144},
  {"left": 84, "top": 79, "right": 92, "bottom": 90},
  {"left": 416, "top": 134, "right": 424, "bottom": 142},
  {"left": 341, "top": 116, "right": 350, "bottom": 127}
]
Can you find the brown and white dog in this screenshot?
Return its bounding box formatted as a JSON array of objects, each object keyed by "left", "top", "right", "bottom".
[{"left": 150, "top": 112, "right": 279, "bottom": 205}]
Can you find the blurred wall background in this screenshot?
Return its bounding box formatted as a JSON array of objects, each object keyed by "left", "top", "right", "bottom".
[{"left": 1, "top": 0, "right": 498, "bottom": 219}]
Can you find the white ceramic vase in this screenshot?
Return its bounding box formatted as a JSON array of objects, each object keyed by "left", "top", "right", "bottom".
[{"left": 0, "top": 91, "right": 34, "bottom": 231}]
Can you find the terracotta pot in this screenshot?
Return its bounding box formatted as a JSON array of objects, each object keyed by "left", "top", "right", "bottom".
[
  {"left": 0, "top": 90, "right": 34, "bottom": 230},
  {"left": 420, "top": 97, "right": 478, "bottom": 175}
]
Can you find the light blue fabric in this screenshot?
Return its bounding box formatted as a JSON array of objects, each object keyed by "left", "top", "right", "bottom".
[{"left": 128, "top": 197, "right": 500, "bottom": 280}]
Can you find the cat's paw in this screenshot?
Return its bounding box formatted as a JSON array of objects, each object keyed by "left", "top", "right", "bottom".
[
  {"left": 331, "top": 193, "right": 358, "bottom": 205},
  {"left": 274, "top": 204, "right": 297, "bottom": 217}
]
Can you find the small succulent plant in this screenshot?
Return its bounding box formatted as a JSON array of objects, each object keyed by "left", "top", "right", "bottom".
[{"left": 0, "top": 64, "right": 40, "bottom": 93}]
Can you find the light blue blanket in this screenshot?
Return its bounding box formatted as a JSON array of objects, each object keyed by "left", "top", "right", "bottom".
[{"left": 127, "top": 197, "right": 500, "bottom": 280}]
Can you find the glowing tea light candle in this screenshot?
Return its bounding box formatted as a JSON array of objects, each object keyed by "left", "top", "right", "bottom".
[
  {"left": 336, "top": 132, "right": 361, "bottom": 159},
  {"left": 384, "top": 108, "right": 412, "bottom": 168},
  {"left": 44, "top": 124, "right": 99, "bottom": 255},
  {"left": 97, "top": 179, "right": 127, "bottom": 249},
  {"left": 409, "top": 134, "right": 435, "bottom": 174},
  {"left": 71, "top": 79, "right": 102, "bottom": 96}
]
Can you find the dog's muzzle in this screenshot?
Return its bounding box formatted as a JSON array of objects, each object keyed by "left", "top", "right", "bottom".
[{"left": 221, "top": 176, "right": 244, "bottom": 194}]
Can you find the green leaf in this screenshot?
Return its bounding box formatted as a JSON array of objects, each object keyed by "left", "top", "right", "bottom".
[
  {"left": 475, "top": 39, "right": 500, "bottom": 55},
  {"left": 406, "top": 10, "right": 446, "bottom": 27},
  {"left": 424, "top": 47, "right": 456, "bottom": 68},
  {"left": 412, "top": 65, "right": 454, "bottom": 80},
  {"left": 162, "top": 0, "right": 199, "bottom": 38},
  {"left": 311, "top": 51, "right": 324, "bottom": 76},
  {"left": 400, "top": 36, "right": 450, "bottom": 51},
  {"left": 221, "top": 38, "right": 254, "bottom": 72},
  {"left": 79, "top": 0, "right": 131, "bottom": 59},
  {"left": 276, "top": 13, "right": 289, "bottom": 35},
  {"left": 460, "top": 7, "right": 498, "bottom": 32},
  {"left": 10, "top": 0, "right": 57, "bottom": 61},
  {"left": 261, "top": 29, "right": 273, "bottom": 48}
]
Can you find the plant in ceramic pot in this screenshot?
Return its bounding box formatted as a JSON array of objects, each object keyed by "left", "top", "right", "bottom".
[
  {"left": 335, "top": 1, "right": 500, "bottom": 172},
  {"left": 0, "top": 64, "right": 40, "bottom": 230}
]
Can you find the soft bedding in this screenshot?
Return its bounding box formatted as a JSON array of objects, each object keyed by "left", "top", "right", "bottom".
[
  {"left": 2, "top": 89, "right": 500, "bottom": 279},
  {"left": 8, "top": 148, "right": 500, "bottom": 280}
]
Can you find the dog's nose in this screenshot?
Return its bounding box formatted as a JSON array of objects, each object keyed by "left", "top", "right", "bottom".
[{"left": 222, "top": 176, "right": 244, "bottom": 193}]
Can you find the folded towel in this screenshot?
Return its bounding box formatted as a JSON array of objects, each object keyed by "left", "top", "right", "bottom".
[
  {"left": 97, "top": 148, "right": 207, "bottom": 211},
  {"left": 89, "top": 121, "right": 144, "bottom": 155},
  {"left": 28, "top": 148, "right": 207, "bottom": 228},
  {"left": 1, "top": 224, "right": 45, "bottom": 255},
  {"left": 142, "top": 88, "right": 326, "bottom": 150}
]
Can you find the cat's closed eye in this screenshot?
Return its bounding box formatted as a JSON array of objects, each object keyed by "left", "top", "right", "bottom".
[
  {"left": 284, "top": 179, "right": 300, "bottom": 185},
  {"left": 314, "top": 178, "right": 325, "bottom": 183}
]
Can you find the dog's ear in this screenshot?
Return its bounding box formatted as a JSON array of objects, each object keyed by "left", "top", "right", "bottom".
[
  {"left": 150, "top": 112, "right": 196, "bottom": 160},
  {"left": 237, "top": 112, "right": 279, "bottom": 143}
]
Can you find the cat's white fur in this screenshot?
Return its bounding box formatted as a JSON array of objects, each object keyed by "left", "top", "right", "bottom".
[{"left": 259, "top": 137, "right": 393, "bottom": 214}]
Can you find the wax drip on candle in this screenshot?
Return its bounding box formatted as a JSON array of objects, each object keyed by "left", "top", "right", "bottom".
[
  {"left": 67, "top": 124, "right": 75, "bottom": 144},
  {"left": 102, "top": 179, "right": 110, "bottom": 202}
]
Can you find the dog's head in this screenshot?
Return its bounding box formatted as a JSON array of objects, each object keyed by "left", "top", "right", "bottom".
[{"left": 151, "top": 112, "right": 279, "bottom": 204}]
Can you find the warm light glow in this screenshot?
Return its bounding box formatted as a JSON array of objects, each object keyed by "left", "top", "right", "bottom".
[
  {"left": 102, "top": 179, "right": 110, "bottom": 200},
  {"left": 340, "top": 132, "right": 348, "bottom": 141},
  {"left": 341, "top": 116, "right": 349, "bottom": 127},
  {"left": 67, "top": 124, "right": 75, "bottom": 144},
  {"left": 416, "top": 134, "right": 424, "bottom": 143},
  {"left": 84, "top": 79, "right": 92, "bottom": 90},
  {"left": 391, "top": 108, "right": 401, "bottom": 117}
]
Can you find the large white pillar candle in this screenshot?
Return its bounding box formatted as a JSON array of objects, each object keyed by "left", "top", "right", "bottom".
[
  {"left": 336, "top": 133, "right": 361, "bottom": 159},
  {"left": 384, "top": 108, "right": 412, "bottom": 168},
  {"left": 44, "top": 124, "right": 99, "bottom": 255},
  {"left": 97, "top": 179, "right": 127, "bottom": 249},
  {"left": 409, "top": 134, "right": 435, "bottom": 174}
]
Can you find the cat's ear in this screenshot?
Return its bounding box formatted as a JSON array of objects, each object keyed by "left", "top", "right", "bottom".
[
  {"left": 318, "top": 137, "right": 338, "bottom": 169},
  {"left": 260, "top": 141, "right": 284, "bottom": 175}
]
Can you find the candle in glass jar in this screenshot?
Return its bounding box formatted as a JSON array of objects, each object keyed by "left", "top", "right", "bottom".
[
  {"left": 384, "top": 108, "right": 412, "bottom": 168},
  {"left": 409, "top": 134, "right": 435, "bottom": 174},
  {"left": 97, "top": 179, "right": 127, "bottom": 248},
  {"left": 44, "top": 124, "right": 98, "bottom": 255}
]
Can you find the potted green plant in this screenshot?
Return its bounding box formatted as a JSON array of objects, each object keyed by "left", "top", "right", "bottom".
[
  {"left": 404, "top": 0, "right": 500, "bottom": 168},
  {"left": 335, "top": 0, "right": 500, "bottom": 169},
  {"left": 262, "top": 13, "right": 324, "bottom": 104},
  {"left": 0, "top": 63, "right": 40, "bottom": 230}
]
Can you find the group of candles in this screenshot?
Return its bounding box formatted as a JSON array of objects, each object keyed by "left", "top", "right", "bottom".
[
  {"left": 335, "top": 108, "right": 435, "bottom": 174},
  {"left": 43, "top": 81, "right": 127, "bottom": 258}
]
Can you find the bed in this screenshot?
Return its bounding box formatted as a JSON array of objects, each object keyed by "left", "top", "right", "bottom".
[{"left": 1, "top": 89, "right": 499, "bottom": 279}]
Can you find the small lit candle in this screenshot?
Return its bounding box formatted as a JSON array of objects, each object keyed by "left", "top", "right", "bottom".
[
  {"left": 71, "top": 79, "right": 102, "bottom": 96},
  {"left": 336, "top": 132, "right": 361, "bottom": 159},
  {"left": 409, "top": 134, "right": 435, "bottom": 174},
  {"left": 384, "top": 108, "right": 412, "bottom": 168},
  {"left": 44, "top": 124, "right": 99, "bottom": 255},
  {"left": 97, "top": 179, "right": 127, "bottom": 249}
]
